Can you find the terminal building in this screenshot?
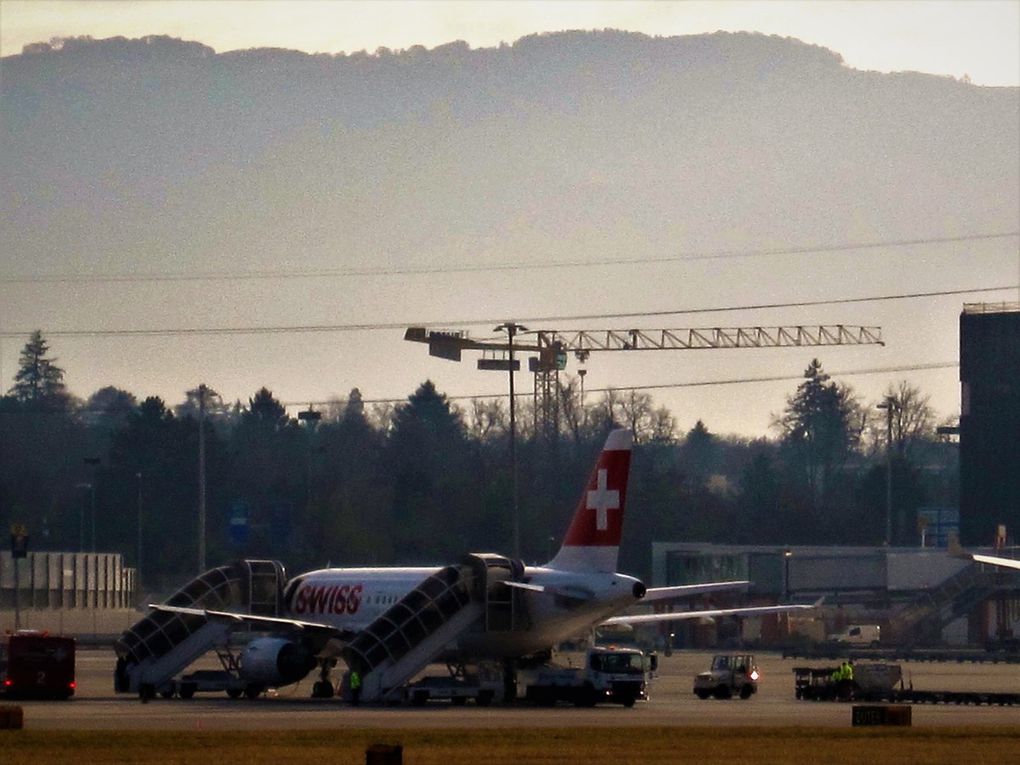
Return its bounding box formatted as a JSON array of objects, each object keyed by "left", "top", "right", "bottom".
[
  {"left": 648, "top": 305, "right": 1020, "bottom": 650},
  {"left": 650, "top": 543, "right": 1020, "bottom": 648}
]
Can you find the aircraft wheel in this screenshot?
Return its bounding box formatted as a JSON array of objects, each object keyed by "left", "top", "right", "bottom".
[
  {"left": 178, "top": 683, "right": 197, "bottom": 700},
  {"left": 312, "top": 680, "right": 334, "bottom": 699},
  {"left": 244, "top": 684, "right": 263, "bottom": 700},
  {"left": 226, "top": 688, "right": 243, "bottom": 699}
]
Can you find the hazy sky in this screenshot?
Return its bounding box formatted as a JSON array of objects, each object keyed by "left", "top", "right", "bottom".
[
  {"left": 2, "top": 1, "right": 1018, "bottom": 86},
  {"left": 1, "top": 1, "right": 1018, "bottom": 438}
]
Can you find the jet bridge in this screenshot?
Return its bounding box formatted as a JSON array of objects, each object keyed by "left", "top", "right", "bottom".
[
  {"left": 114, "top": 559, "right": 286, "bottom": 697},
  {"left": 343, "top": 553, "right": 526, "bottom": 703}
]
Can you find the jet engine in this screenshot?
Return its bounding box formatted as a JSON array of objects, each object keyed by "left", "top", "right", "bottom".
[{"left": 239, "top": 637, "right": 316, "bottom": 687}]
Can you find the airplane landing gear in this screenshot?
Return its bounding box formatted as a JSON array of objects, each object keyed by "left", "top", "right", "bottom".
[{"left": 311, "top": 659, "right": 336, "bottom": 699}]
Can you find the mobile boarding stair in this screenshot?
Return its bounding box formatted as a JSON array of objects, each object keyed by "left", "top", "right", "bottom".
[
  {"left": 888, "top": 560, "right": 1004, "bottom": 645},
  {"left": 115, "top": 559, "right": 286, "bottom": 698},
  {"left": 343, "top": 553, "right": 527, "bottom": 703}
]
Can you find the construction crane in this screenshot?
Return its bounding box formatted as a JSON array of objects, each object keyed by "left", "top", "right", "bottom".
[{"left": 404, "top": 324, "right": 884, "bottom": 439}]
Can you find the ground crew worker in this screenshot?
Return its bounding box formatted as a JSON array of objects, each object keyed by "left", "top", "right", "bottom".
[
  {"left": 350, "top": 669, "right": 362, "bottom": 706},
  {"left": 835, "top": 661, "right": 853, "bottom": 701}
]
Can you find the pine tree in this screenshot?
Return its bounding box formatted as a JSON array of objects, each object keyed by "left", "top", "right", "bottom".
[{"left": 9, "top": 330, "right": 67, "bottom": 403}]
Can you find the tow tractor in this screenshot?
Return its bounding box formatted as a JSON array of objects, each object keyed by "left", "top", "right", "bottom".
[{"left": 693, "top": 654, "right": 759, "bottom": 700}]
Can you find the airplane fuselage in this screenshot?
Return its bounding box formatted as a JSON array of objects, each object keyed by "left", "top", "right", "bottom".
[{"left": 284, "top": 563, "right": 644, "bottom": 659}]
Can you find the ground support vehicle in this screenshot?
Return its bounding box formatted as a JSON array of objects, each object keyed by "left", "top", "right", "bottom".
[
  {"left": 693, "top": 654, "right": 758, "bottom": 700},
  {"left": 522, "top": 646, "right": 654, "bottom": 707},
  {"left": 143, "top": 644, "right": 261, "bottom": 700},
  {"left": 0, "top": 631, "right": 76, "bottom": 700},
  {"left": 159, "top": 669, "right": 257, "bottom": 700},
  {"left": 826, "top": 624, "right": 881, "bottom": 647},
  {"left": 404, "top": 665, "right": 501, "bottom": 706},
  {"left": 793, "top": 663, "right": 901, "bottom": 701},
  {"left": 793, "top": 663, "right": 1020, "bottom": 706}
]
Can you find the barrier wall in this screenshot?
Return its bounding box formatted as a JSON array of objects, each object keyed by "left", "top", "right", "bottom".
[{"left": 0, "top": 550, "right": 136, "bottom": 610}]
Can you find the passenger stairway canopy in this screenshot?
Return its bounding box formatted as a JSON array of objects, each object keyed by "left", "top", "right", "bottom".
[
  {"left": 343, "top": 554, "right": 528, "bottom": 703},
  {"left": 114, "top": 559, "right": 286, "bottom": 695}
]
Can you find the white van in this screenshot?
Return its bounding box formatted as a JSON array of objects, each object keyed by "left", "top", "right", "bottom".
[{"left": 826, "top": 624, "right": 881, "bottom": 647}]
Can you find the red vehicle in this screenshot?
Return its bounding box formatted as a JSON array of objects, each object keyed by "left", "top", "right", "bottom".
[{"left": 1, "top": 631, "right": 76, "bottom": 699}]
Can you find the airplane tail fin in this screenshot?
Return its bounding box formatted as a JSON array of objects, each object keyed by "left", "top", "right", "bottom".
[{"left": 546, "top": 429, "right": 633, "bottom": 573}]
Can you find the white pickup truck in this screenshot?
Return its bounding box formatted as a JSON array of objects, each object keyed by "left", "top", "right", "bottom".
[{"left": 826, "top": 624, "right": 881, "bottom": 647}]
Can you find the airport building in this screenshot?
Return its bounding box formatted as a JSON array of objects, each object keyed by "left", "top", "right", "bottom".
[
  {"left": 0, "top": 550, "right": 138, "bottom": 635},
  {"left": 959, "top": 303, "right": 1020, "bottom": 546},
  {"left": 650, "top": 542, "right": 1020, "bottom": 648}
]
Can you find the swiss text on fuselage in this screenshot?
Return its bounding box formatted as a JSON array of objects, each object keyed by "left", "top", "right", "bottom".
[{"left": 292, "top": 583, "right": 363, "bottom": 615}]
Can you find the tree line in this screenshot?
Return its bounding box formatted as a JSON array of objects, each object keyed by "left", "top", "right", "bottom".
[{"left": 0, "top": 331, "right": 958, "bottom": 593}]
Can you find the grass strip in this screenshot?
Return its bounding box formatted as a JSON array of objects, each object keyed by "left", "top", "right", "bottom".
[{"left": 3, "top": 726, "right": 1020, "bottom": 764}]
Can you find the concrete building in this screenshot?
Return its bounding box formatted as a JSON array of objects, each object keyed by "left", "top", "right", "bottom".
[
  {"left": 650, "top": 542, "right": 1020, "bottom": 648},
  {"left": 960, "top": 303, "right": 1020, "bottom": 546},
  {"left": 0, "top": 550, "right": 139, "bottom": 636}
]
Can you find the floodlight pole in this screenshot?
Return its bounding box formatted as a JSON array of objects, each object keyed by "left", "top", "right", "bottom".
[
  {"left": 496, "top": 322, "right": 527, "bottom": 560},
  {"left": 877, "top": 396, "right": 897, "bottom": 546}
]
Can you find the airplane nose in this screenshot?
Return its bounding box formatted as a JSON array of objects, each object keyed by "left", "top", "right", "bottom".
[{"left": 632, "top": 581, "right": 647, "bottom": 599}]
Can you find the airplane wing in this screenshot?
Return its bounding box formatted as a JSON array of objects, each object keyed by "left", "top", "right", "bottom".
[
  {"left": 642, "top": 581, "right": 750, "bottom": 601},
  {"left": 948, "top": 538, "right": 1020, "bottom": 571},
  {"left": 968, "top": 553, "right": 1020, "bottom": 571},
  {"left": 505, "top": 580, "right": 749, "bottom": 601},
  {"left": 600, "top": 598, "right": 823, "bottom": 627},
  {"left": 147, "top": 604, "right": 356, "bottom": 643},
  {"left": 504, "top": 581, "right": 594, "bottom": 601}
]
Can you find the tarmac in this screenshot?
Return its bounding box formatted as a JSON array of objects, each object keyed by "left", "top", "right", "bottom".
[{"left": 10, "top": 648, "right": 1020, "bottom": 730}]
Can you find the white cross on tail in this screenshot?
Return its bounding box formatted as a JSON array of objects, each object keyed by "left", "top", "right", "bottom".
[{"left": 587, "top": 468, "right": 620, "bottom": 530}]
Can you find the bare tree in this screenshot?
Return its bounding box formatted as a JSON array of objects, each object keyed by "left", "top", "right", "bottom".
[
  {"left": 467, "top": 398, "right": 506, "bottom": 441},
  {"left": 865, "top": 381, "right": 939, "bottom": 457}
]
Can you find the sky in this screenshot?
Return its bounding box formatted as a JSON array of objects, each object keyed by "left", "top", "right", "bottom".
[{"left": 1, "top": 1, "right": 1018, "bottom": 438}]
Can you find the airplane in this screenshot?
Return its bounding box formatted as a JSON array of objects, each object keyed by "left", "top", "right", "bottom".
[
  {"left": 950, "top": 537, "right": 1020, "bottom": 571},
  {"left": 119, "top": 428, "right": 817, "bottom": 700}
]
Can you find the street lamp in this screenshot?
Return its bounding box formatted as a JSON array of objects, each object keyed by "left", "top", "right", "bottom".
[
  {"left": 783, "top": 549, "right": 793, "bottom": 601},
  {"left": 495, "top": 322, "right": 527, "bottom": 560},
  {"left": 298, "top": 408, "right": 322, "bottom": 516},
  {"left": 876, "top": 396, "right": 898, "bottom": 546},
  {"left": 75, "top": 483, "right": 92, "bottom": 552},
  {"left": 83, "top": 457, "right": 100, "bottom": 552},
  {"left": 136, "top": 472, "right": 143, "bottom": 588}
]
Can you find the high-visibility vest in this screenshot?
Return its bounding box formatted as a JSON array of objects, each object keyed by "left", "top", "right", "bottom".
[{"left": 350, "top": 672, "right": 361, "bottom": 690}]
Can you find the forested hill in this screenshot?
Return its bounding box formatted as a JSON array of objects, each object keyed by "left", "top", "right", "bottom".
[{"left": 3, "top": 30, "right": 1017, "bottom": 275}]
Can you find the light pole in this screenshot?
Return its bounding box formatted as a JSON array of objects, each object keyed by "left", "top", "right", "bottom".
[
  {"left": 876, "top": 396, "right": 898, "bottom": 546},
  {"left": 783, "top": 549, "right": 793, "bottom": 601},
  {"left": 298, "top": 407, "right": 322, "bottom": 516},
  {"left": 75, "top": 483, "right": 91, "bottom": 552},
  {"left": 197, "top": 383, "right": 208, "bottom": 574},
  {"left": 136, "top": 472, "right": 143, "bottom": 588},
  {"left": 84, "top": 457, "right": 100, "bottom": 552},
  {"left": 495, "top": 322, "right": 526, "bottom": 560}
]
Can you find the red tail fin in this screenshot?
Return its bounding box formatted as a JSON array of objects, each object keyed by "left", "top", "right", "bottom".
[{"left": 547, "top": 429, "right": 633, "bottom": 572}]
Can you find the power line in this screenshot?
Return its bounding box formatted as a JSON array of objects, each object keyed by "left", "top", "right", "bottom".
[
  {"left": 284, "top": 361, "right": 961, "bottom": 408},
  {"left": 1, "top": 284, "right": 1015, "bottom": 339},
  {"left": 1, "top": 231, "right": 1016, "bottom": 286}
]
